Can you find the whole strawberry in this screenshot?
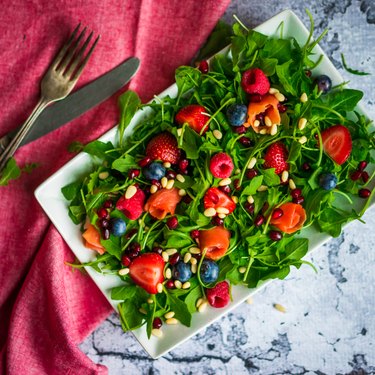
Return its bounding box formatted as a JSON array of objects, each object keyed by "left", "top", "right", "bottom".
[
  {"left": 175, "top": 104, "right": 210, "bottom": 134},
  {"left": 263, "top": 142, "right": 289, "bottom": 175},
  {"left": 146, "top": 132, "right": 180, "bottom": 164}
]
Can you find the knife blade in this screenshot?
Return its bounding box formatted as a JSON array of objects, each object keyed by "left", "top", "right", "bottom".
[{"left": 5, "top": 57, "right": 140, "bottom": 147}]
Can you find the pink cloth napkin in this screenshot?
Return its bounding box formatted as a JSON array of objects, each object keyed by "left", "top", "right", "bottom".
[{"left": 0, "top": 1, "right": 230, "bottom": 373}]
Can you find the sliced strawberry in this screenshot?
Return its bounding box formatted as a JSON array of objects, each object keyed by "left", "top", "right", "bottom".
[
  {"left": 206, "top": 281, "right": 230, "bottom": 308},
  {"left": 175, "top": 104, "right": 210, "bottom": 134},
  {"left": 129, "top": 253, "right": 165, "bottom": 294},
  {"left": 320, "top": 125, "right": 352, "bottom": 165},
  {"left": 263, "top": 142, "right": 289, "bottom": 175},
  {"left": 145, "top": 132, "right": 180, "bottom": 164},
  {"left": 116, "top": 187, "right": 146, "bottom": 220},
  {"left": 203, "top": 187, "right": 236, "bottom": 214}
]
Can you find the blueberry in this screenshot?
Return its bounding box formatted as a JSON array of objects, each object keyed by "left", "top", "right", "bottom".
[
  {"left": 173, "top": 261, "right": 192, "bottom": 282},
  {"left": 226, "top": 104, "right": 248, "bottom": 126},
  {"left": 109, "top": 218, "right": 126, "bottom": 237},
  {"left": 315, "top": 75, "right": 332, "bottom": 94},
  {"left": 319, "top": 173, "right": 338, "bottom": 190},
  {"left": 199, "top": 260, "right": 219, "bottom": 283},
  {"left": 143, "top": 162, "right": 166, "bottom": 181}
]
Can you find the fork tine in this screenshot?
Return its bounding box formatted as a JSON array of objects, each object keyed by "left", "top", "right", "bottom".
[
  {"left": 64, "top": 31, "right": 93, "bottom": 78},
  {"left": 71, "top": 35, "right": 100, "bottom": 81},
  {"left": 51, "top": 23, "right": 81, "bottom": 70}
]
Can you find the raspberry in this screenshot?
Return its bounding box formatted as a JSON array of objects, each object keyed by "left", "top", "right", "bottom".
[
  {"left": 206, "top": 281, "right": 230, "bottom": 308},
  {"left": 209, "top": 152, "right": 234, "bottom": 178},
  {"left": 241, "top": 68, "right": 270, "bottom": 95},
  {"left": 116, "top": 188, "right": 146, "bottom": 220}
]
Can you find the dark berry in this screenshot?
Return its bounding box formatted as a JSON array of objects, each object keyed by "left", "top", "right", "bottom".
[
  {"left": 200, "top": 260, "right": 219, "bottom": 283},
  {"left": 305, "top": 70, "right": 312, "bottom": 77},
  {"left": 219, "top": 185, "right": 231, "bottom": 194},
  {"left": 138, "top": 156, "right": 152, "bottom": 168},
  {"left": 109, "top": 218, "right": 127, "bottom": 237},
  {"left": 152, "top": 246, "right": 163, "bottom": 255},
  {"left": 125, "top": 228, "right": 138, "bottom": 239},
  {"left": 128, "top": 242, "right": 141, "bottom": 258},
  {"left": 271, "top": 208, "right": 283, "bottom": 220},
  {"left": 245, "top": 202, "right": 255, "bottom": 215},
  {"left": 254, "top": 214, "right": 264, "bottom": 227},
  {"left": 358, "top": 161, "right": 368, "bottom": 172},
  {"left": 97, "top": 207, "right": 109, "bottom": 219},
  {"left": 179, "top": 159, "right": 189, "bottom": 172},
  {"left": 182, "top": 195, "right": 193, "bottom": 204},
  {"left": 226, "top": 104, "right": 248, "bottom": 126},
  {"left": 190, "top": 229, "right": 200, "bottom": 240},
  {"left": 315, "top": 74, "right": 332, "bottom": 94},
  {"left": 121, "top": 255, "right": 131, "bottom": 267},
  {"left": 143, "top": 162, "right": 166, "bottom": 181},
  {"left": 98, "top": 218, "right": 109, "bottom": 228},
  {"left": 212, "top": 216, "right": 224, "bottom": 226},
  {"left": 359, "top": 188, "right": 371, "bottom": 198},
  {"left": 269, "top": 230, "right": 282, "bottom": 241},
  {"left": 232, "top": 125, "right": 247, "bottom": 134},
  {"left": 351, "top": 170, "right": 362, "bottom": 181},
  {"left": 239, "top": 136, "right": 252, "bottom": 147},
  {"left": 103, "top": 200, "right": 114, "bottom": 209},
  {"left": 128, "top": 169, "right": 140, "bottom": 180},
  {"left": 291, "top": 188, "right": 302, "bottom": 199},
  {"left": 292, "top": 196, "right": 305, "bottom": 205},
  {"left": 152, "top": 317, "right": 163, "bottom": 329},
  {"left": 261, "top": 202, "right": 269, "bottom": 213},
  {"left": 198, "top": 60, "right": 209, "bottom": 74},
  {"left": 362, "top": 171, "right": 369, "bottom": 183},
  {"left": 246, "top": 169, "right": 258, "bottom": 179},
  {"left": 166, "top": 170, "right": 177, "bottom": 179},
  {"left": 169, "top": 253, "right": 181, "bottom": 266},
  {"left": 173, "top": 261, "right": 192, "bottom": 282},
  {"left": 277, "top": 103, "right": 287, "bottom": 113},
  {"left": 233, "top": 179, "right": 241, "bottom": 191},
  {"left": 167, "top": 216, "right": 178, "bottom": 230},
  {"left": 102, "top": 228, "right": 110, "bottom": 240},
  {"left": 302, "top": 162, "right": 311, "bottom": 171},
  {"left": 165, "top": 280, "right": 175, "bottom": 289},
  {"left": 318, "top": 173, "right": 337, "bottom": 190},
  {"left": 250, "top": 94, "right": 263, "bottom": 103},
  {"left": 151, "top": 179, "right": 162, "bottom": 189}
]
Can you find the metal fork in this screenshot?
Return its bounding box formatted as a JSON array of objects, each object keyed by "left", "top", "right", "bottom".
[{"left": 0, "top": 24, "right": 99, "bottom": 172}]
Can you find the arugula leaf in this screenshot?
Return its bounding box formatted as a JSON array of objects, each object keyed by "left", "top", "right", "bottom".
[
  {"left": 168, "top": 293, "right": 192, "bottom": 327},
  {"left": 118, "top": 90, "right": 141, "bottom": 146},
  {"left": 341, "top": 53, "right": 370, "bottom": 76},
  {"left": 112, "top": 154, "right": 136, "bottom": 173},
  {"left": 0, "top": 158, "right": 21, "bottom": 186}
]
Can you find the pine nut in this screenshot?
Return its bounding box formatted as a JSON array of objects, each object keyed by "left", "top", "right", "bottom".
[
  {"left": 218, "top": 178, "right": 231, "bottom": 186},
  {"left": 289, "top": 179, "right": 296, "bottom": 190},
  {"left": 150, "top": 185, "right": 158, "bottom": 194},
  {"left": 139, "top": 308, "right": 147, "bottom": 315},
  {"left": 247, "top": 195, "right": 254, "bottom": 204},
  {"left": 232, "top": 196, "right": 239, "bottom": 204},
  {"left": 298, "top": 117, "right": 307, "bottom": 130},
  {"left": 162, "top": 251, "right": 169, "bottom": 262},
  {"left": 264, "top": 116, "right": 272, "bottom": 127},
  {"left": 216, "top": 207, "right": 230, "bottom": 214},
  {"left": 196, "top": 298, "right": 204, "bottom": 308},
  {"left": 275, "top": 92, "right": 285, "bottom": 102},
  {"left": 253, "top": 119, "right": 260, "bottom": 128},
  {"left": 218, "top": 213, "right": 226, "bottom": 219},
  {"left": 198, "top": 302, "right": 208, "bottom": 313},
  {"left": 125, "top": 185, "right": 137, "bottom": 199},
  {"left": 161, "top": 177, "right": 168, "bottom": 188},
  {"left": 182, "top": 282, "right": 191, "bottom": 289},
  {"left": 257, "top": 185, "right": 268, "bottom": 192},
  {"left": 144, "top": 226, "right": 150, "bottom": 231},
  {"left": 204, "top": 207, "right": 216, "bottom": 217},
  {"left": 174, "top": 280, "right": 182, "bottom": 289},
  {"left": 273, "top": 303, "right": 286, "bottom": 313},
  {"left": 191, "top": 263, "right": 197, "bottom": 273},
  {"left": 177, "top": 128, "right": 183, "bottom": 137},
  {"left": 247, "top": 157, "right": 257, "bottom": 169},
  {"left": 238, "top": 266, "right": 247, "bottom": 274},
  {"left": 269, "top": 87, "right": 279, "bottom": 94},
  {"left": 270, "top": 123, "right": 278, "bottom": 136},
  {"left": 118, "top": 268, "right": 129, "bottom": 276},
  {"left": 189, "top": 247, "right": 201, "bottom": 254},
  {"left": 299, "top": 136, "right": 307, "bottom": 144},
  {"left": 163, "top": 162, "right": 171, "bottom": 168},
  {"left": 152, "top": 328, "right": 163, "bottom": 338},
  {"left": 147, "top": 298, "right": 154, "bottom": 304},
  {"left": 166, "top": 248, "right": 178, "bottom": 255},
  {"left": 259, "top": 128, "right": 267, "bottom": 135},
  {"left": 281, "top": 170, "right": 289, "bottom": 183},
  {"left": 166, "top": 318, "right": 178, "bottom": 325},
  {"left": 178, "top": 188, "right": 186, "bottom": 196},
  {"left": 183, "top": 253, "right": 192, "bottom": 263},
  {"left": 157, "top": 283, "right": 163, "bottom": 293},
  {"left": 166, "top": 179, "right": 175, "bottom": 189},
  {"left": 99, "top": 171, "right": 109, "bottom": 180},
  {"left": 165, "top": 268, "right": 172, "bottom": 279},
  {"left": 300, "top": 92, "right": 308, "bottom": 103},
  {"left": 213, "top": 129, "right": 223, "bottom": 140},
  {"left": 190, "top": 257, "right": 197, "bottom": 265},
  {"left": 164, "top": 311, "right": 175, "bottom": 319},
  {"left": 176, "top": 174, "right": 185, "bottom": 183},
  {"left": 246, "top": 297, "right": 253, "bottom": 305}
]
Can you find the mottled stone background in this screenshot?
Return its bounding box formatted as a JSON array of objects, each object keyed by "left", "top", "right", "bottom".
[{"left": 80, "top": 1, "right": 375, "bottom": 374}]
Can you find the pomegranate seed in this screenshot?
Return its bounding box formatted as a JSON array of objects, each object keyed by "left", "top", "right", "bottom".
[
  {"left": 153, "top": 317, "right": 163, "bottom": 329},
  {"left": 166, "top": 170, "right": 177, "bottom": 179},
  {"left": 128, "top": 243, "right": 141, "bottom": 258},
  {"left": 272, "top": 208, "right": 284, "bottom": 220},
  {"left": 302, "top": 162, "right": 311, "bottom": 171},
  {"left": 293, "top": 196, "right": 305, "bottom": 204},
  {"left": 305, "top": 70, "right": 312, "bottom": 77},
  {"left": 128, "top": 168, "right": 140, "bottom": 180},
  {"left": 250, "top": 94, "right": 263, "bottom": 103},
  {"left": 125, "top": 228, "right": 138, "bottom": 239},
  {"left": 98, "top": 218, "right": 109, "bottom": 228},
  {"left": 102, "top": 228, "right": 110, "bottom": 240},
  {"left": 151, "top": 179, "right": 162, "bottom": 189},
  {"left": 362, "top": 171, "right": 369, "bottom": 183},
  {"left": 182, "top": 195, "right": 193, "bottom": 204},
  {"left": 103, "top": 200, "right": 113, "bottom": 209},
  {"left": 165, "top": 280, "right": 175, "bottom": 289},
  {"left": 256, "top": 113, "right": 265, "bottom": 126},
  {"left": 358, "top": 161, "right": 368, "bottom": 171},
  {"left": 261, "top": 202, "right": 269, "bottom": 213},
  {"left": 138, "top": 157, "right": 151, "bottom": 168},
  {"left": 121, "top": 255, "right": 131, "bottom": 267},
  {"left": 97, "top": 208, "right": 109, "bottom": 219},
  {"left": 269, "top": 230, "right": 282, "bottom": 241},
  {"left": 179, "top": 159, "right": 189, "bottom": 171},
  {"left": 190, "top": 229, "right": 200, "bottom": 239},
  {"left": 351, "top": 170, "right": 362, "bottom": 181},
  {"left": 239, "top": 136, "right": 252, "bottom": 147},
  {"left": 246, "top": 169, "right": 258, "bottom": 179},
  {"left": 152, "top": 246, "right": 163, "bottom": 255},
  {"left": 219, "top": 185, "right": 231, "bottom": 194},
  {"left": 193, "top": 253, "right": 202, "bottom": 261},
  {"left": 233, "top": 125, "right": 247, "bottom": 134},
  {"left": 291, "top": 188, "right": 302, "bottom": 199},
  {"left": 245, "top": 202, "right": 255, "bottom": 215},
  {"left": 254, "top": 214, "right": 264, "bottom": 227},
  {"left": 277, "top": 103, "right": 287, "bottom": 113},
  {"left": 169, "top": 253, "right": 180, "bottom": 265},
  {"left": 233, "top": 179, "right": 241, "bottom": 191},
  {"left": 198, "top": 60, "right": 209, "bottom": 74},
  {"left": 359, "top": 188, "right": 371, "bottom": 198},
  {"left": 167, "top": 216, "right": 179, "bottom": 230},
  {"left": 211, "top": 216, "right": 224, "bottom": 226},
  {"left": 206, "top": 189, "right": 219, "bottom": 204}
]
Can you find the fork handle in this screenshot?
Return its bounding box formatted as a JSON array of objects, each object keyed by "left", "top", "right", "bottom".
[{"left": 0, "top": 98, "right": 49, "bottom": 172}]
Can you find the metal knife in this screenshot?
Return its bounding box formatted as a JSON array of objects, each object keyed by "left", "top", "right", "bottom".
[{"left": 2, "top": 56, "right": 140, "bottom": 147}]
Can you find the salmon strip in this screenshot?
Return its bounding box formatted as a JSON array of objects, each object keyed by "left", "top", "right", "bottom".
[
  {"left": 199, "top": 226, "right": 231, "bottom": 260},
  {"left": 144, "top": 188, "right": 182, "bottom": 220},
  {"left": 82, "top": 223, "right": 106, "bottom": 254}
]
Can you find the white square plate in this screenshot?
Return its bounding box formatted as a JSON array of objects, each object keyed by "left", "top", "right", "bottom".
[{"left": 35, "top": 9, "right": 374, "bottom": 358}]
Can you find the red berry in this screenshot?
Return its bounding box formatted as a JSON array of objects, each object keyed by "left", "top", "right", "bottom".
[
  {"left": 254, "top": 214, "right": 264, "bottom": 227},
  {"left": 233, "top": 125, "right": 246, "bottom": 134},
  {"left": 190, "top": 229, "right": 200, "bottom": 239},
  {"left": 241, "top": 68, "right": 270, "bottom": 95},
  {"left": 269, "top": 230, "right": 282, "bottom": 241},
  {"left": 271, "top": 208, "right": 283, "bottom": 220},
  {"left": 151, "top": 179, "right": 162, "bottom": 189},
  {"left": 165, "top": 280, "right": 175, "bottom": 289},
  {"left": 211, "top": 216, "right": 224, "bottom": 226},
  {"left": 198, "top": 60, "right": 209, "bottom": 74},
  {"left": 125, "top": 228, "right": 138, "bottom": 239},
  {"left": 128, "top": 169, "right": 140, "bottom": 180},
  {"left": 291, "top": 188, "right": 302, "bottom": 199},
  {"left": 146, "top": 132, "right": 180, "bottom": 164},
  {"left": 277, "top": 103, "right": 287, "bottom": 113},
  {"left": 138, "top": 157, "right": 152, "bottom": 168},
  {"left": 359, "top": 188, "right": 371, "bottom": 198},
  {"left": 351, "top": 170, "right": 362, "bottom": 181},
  {"left": 98, "top": 218, "right": 109, "bottom": 228},
  {"left": 152, "top": 246, "right": 163, "bottom": 255},
  {"left": 169, "top": 253, "right": 180, "bottom": 265},
  {"left": 116, "top": 187, "right": 146, "bottom": 220},
  {"left": 238, "top": 136, "right": 252, "bottom": 147},
  {"left": 153, "top": 317, "right": 163, "bottom": 329},
  {"left": 121, "top": 255, "right": 132, "bottom": 267},
  {"left": 97, "top": 208, "right": 109, "bottom": 219},
  {"left": 362, "top": 171, "right": 369, "bottom": 183},
  {"left": 103, "top": 200, "right": 114, "bottom": 209},
  {"left": 302, "top": 162, "right": 311, "bottom": 171},
  {"left": 206, "top": 281, "right": 230, "bottom": 308},
  {"left": 209, "top": 153, "right": 234, "bottom": 178},
  {"left": 305, "top": 70, "right": 312, "bottom": 77},
  {"left": 245, "top": 202, "right": 255, "bottom": 215},
  {"left": 358, "top": 161, "right": 368, "bottom": 171},
  {"left": 175, "top": 104, "right": 210, "bottom": 134},
  {"left": 166, "top": 170, "right": 177, "bottom": 179},
  {"left": 233, "top": 179, "right": 241, "bottom": 191},
  {"left": 219, "top": 185, "right": 231, "bottom": 194},
  {"left": 292, "top": 196, "right": 305, "bottom": 205},
  {"left": 250, "top": 94, "right": 263, "bottom": 103},
  {"left": 182, "top": 195, "right": 193, "bottom": 204},
  {"left": 246, "top": 169, "right": 258, "bottom": 179},
  {"left": 179, "top": 159, "right": 189, "bottom": 172},
  {"left": 128, "top": 242, "right": 141, "bottom": 259},
  {"left": 102, "top": 228, "right": 110, "bottom": 240},
  {"left": 167, "top": 216, "right": 178, "bottom": 230},
  {"left": 263, "top": 142, "right": 289, "bottom": 175}
]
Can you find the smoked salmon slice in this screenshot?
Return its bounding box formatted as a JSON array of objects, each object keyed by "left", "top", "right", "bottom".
[
  {"left": 270, "top": 202, "right": 306, "bottom": 234},
  {"left": 199, "top": 226, "right": 231, "bottom": 260},
  {"left": 144, "top": 188, "right": 182, "bottom": 220},
  {"left": 82, "top": 223, "right": 106, "bottom": 254}
]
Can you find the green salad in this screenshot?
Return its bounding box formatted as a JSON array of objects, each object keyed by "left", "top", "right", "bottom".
[{"left": 62, "top": 14, "right": 374, "bottom": 338}]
